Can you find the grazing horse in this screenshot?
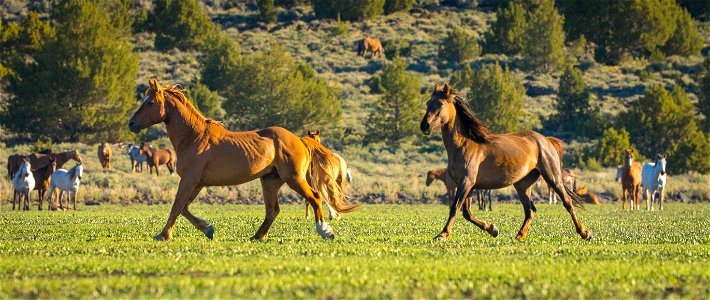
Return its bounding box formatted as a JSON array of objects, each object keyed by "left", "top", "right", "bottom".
[
  {"left": 420, "top": 83, "right": 590, "bottom": 241},
  {"left": 139, "top": 142, "right": 177, "bottom": 176},
  {"left": 616, "top": 149, "right": 642, "bottom": 211},
  {"left": 303, "top": 129, "right": 351, "bottom": 220},
  {"left": 12, "top": 158, "right": 35, "bottom": 211},
  {"left": 98, "top": 142, "right": 112, "bottom": 170},
  {"left": 33, "top": 158, "right": 56, "bottom": 210},
  {"left": 7, "top": 149, "right": 81, "bottom": 180},
  {"left": 357, "top": 36, "right": 383, "bottom": 58},
  {"left": 127, "top": 80, "right": 358, "bottom": 241},
  {"left": 47, "top": 163, "right": 83, "bottom": 210},
  {"left": 127, "top": 143, "right": 148, "bottom": 172},
  {"left": 641, "top": 154, "right": 667, "bottom": 211}
]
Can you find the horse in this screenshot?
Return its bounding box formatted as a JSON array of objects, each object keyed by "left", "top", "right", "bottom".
[
  {"left": 127, "top": 79, "right": 358, "bottom": 241},
  {"left": 33, "top": 158, "right": 56, "bottom": 210},
  {"left": 7, "top": 149, "right": 81, "bottom": 180},
  {"left": 303, "top": 129, "right": 352, "bottom": 220},
  {"left": 139, "top": 142, "right": 177, "bottom": 176},
  {"left": 641, "top": 154, "right": 667, "bottom": 211},
  {"left": 12, "top": 158, "right": 35, "bottom": 211},
  {"left": 425, "top": 168, "right": 492, "bottom": 210},
  {"left": 357, "top": 36, "right": 383, "bottom": 59},
  {"left": 420, "top": 83, "right": 591, "bottom": 241},
  {"left": 98, "top": 142, "right": 112, "bottom": 171},
  {"left": 616, "top": 149, "right": 642, "bottom": 211},
  {"left": 47, "top": 163, "right": 83, "bottom": 211},
  {"left": 575, "top": 186, "right": 601, "bottom": 205},
  {"left": 127, "top": 143, "right": 148, "bottom": 172},
  {"left": 536, "top": 168, "right": 576, "bottom": 204}
]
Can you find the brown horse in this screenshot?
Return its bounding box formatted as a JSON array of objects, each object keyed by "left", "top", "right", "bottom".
[
  {"left": 425, "top": 168, "right": 492, "bottom": 210},
  {"left": 304, "top": 129, "right": 352, "bottom": 219},
  {"left": 420, "top": 83, "right": 591, "bottom": 241},
  {"left": 98, "top": 142, "right": 112, "bottom": 170},
  {"left": 33, "top": 158, "right": 56, "bottom": 210},
  {"left": 357, "top": 36, "right": 383, "bottom": 58},
  {"left": 7, "top": 149, "right": 81, "bottom": 180},
  {"left": 128, "top": 80, "right": 358, "bottom": 241},
  {"left": 139, "top": 142, "right": 176, "bottom": 176},
  {"left": 616, "top": 149, "right": 642, "bottom": 211}
]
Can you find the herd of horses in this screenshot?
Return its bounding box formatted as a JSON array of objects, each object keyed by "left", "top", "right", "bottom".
[{"left": 6, "top": 77, "right": 671, "bottom": 241}]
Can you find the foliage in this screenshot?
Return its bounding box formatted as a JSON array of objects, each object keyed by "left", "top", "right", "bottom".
[
  {"left": 1, "top": 0, "right": 137, "bottom": 143},
  {"left": 220, "top": 45, "right": 341, "bottom": 132},
  {"left": 553, "top": 66, "right": 602, "bottom": 137},
  {"left": 185, "top": 82, "right": 225, "bottom": 120},
  {"left": 466, "top": 63, "right": 527, "bottom": 133},
  {"left": 312, "top": 0, "right": 385, "bottom": 21},
  {"left": 593, "top": 128, "right": 642, "bottom": 168},
  {"left": 622, "top": 85, "right": 708, "bottom": 174},
  {"left": 257, "top": 0, "right": 278, "bottom": 23},
  {"left": 449, "top": 64, "right": 474, "bottom": 91},
  {"left": 438, "top": 27, "right": 480, "bottom": 65},
  {"left": 484, "top": 0, "right": 526, "bottom": 55},
  {"left": 383, "top": 38, "right": 411, "bottom": 59},
  {"left": 661, "top": 7, "right": 703, "bottom": 57},
  {"left": 275, "top": 0, "right": 312, "bottom": 8},
  {"left": 700, "top": 58, "right": 710, "bottom": 132},
  {"left": 384, "top": 0, "right": 415, "bottom": 14},
  {"left": 331, "top": 15, "right": 348, "bottom": 36},
  {"left": 366, "top": 57, "right": 422, "bottom": 144},
  {"left": 0, "top": 12, "right": 54, "bottom": 81},
  {"left": 200, "top": 34, "right": 241, "bottom": 94},
  {"left": 521, "top": 0, "right": 566, "bottom": 72},
  {"left": 145, "top": 0, "right": 216, "bottom": 51}
]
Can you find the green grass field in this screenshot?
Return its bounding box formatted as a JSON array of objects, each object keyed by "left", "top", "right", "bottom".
[{"left": 0, "top": 203, "right": 708, "bottom": 298}]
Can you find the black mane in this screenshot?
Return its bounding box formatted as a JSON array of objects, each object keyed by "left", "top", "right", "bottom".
[{"left": 437, "top": 91, "right": 490, "bottom": 143}]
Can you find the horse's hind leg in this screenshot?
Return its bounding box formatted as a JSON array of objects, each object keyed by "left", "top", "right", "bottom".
[
  {"left": 541, "top": 171, "right": 591, "bottom": 240},
  {"left": 285, "top": 177, "right": 333, "bottom": 239},
  {"left": 461, "top": 195, "right": 498, "bottom": 237},
  {"left": 304, "top": 202, "right": 310, "bottom": 218},
  {"left": 252, "top": 176, "right": 285, "bottom": 241},
  {"left": 514, "top": 170, "right": 540, "bottom": 240}
]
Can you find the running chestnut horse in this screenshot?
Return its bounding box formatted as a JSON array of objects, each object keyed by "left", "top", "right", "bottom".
[
  {"left": 420, "top": 83, "right": 591, "bottom": 241},
  {"left": 357, "top": 36, "right": 383, "bottom": 59},
  {"left": 616, "top": 149, "right": 642, "bottom": 211},
  {"left": 98, "top": 142, "right": 112, "bottom": 170},
  {"left": 139, "top": 142, "right": 177, "bottom": 176},
  {"left": 128, "top": 80, "right": 358, "bottom": 241}
]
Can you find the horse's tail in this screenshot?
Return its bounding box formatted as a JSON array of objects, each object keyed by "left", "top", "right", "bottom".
[
  {"left": 301, "top": 138, "right": 360, "bottom": 215},
  {"left": 546, "top": 137, "right": 564, "bottom": 163}
]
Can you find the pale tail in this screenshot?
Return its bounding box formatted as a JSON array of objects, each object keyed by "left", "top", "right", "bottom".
[{"left": 301, "top": 138, "right": 360, "bottom": 215}]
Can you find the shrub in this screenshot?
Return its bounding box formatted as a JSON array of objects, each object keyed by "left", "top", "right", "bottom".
[
  {"left": 466, "top": 63, "right": 527, "bottom": 133},
  {"left": 384, "top": 0, "right": 415, "bottom": 14},
  {"left": 200, "top": 34, "right": 241, "bottom": 93},
  {"left": 185, "top": 82, "right": 225, "bottom": 120},
  {"left": 593, "top": 128, "right": 641, "bottom": 168},
  {"left": 449, "top": 64, "right": 474, "bottom": 91},
  {"left": 331, "top": 15, "right": 348, "bottom": 36},
  {"left": 661, "top": 7, "right": 703, "bottom": 57},
  {"left": 553, "top": 66, "right": 602, "bottom": 137},
  {"left": 522, "top": 0, "right": 566, "bottom": 72},
  {"left": 383, "top": 38, "right": 411, "bottom": 59},
  {"left": 147, "top": 0, "right": 216, "bottom": 51},
  {"left": 700, "top": 58, "right": 710, "bottom": 132},
  {"left": 438, "top": 27, "right": 480, "bottom": 65},
  {"left": 312, "top": 0, "right": 385, "bottom": 21},
  {"left": 483, "top": 0, "right": 526, "bottom": 55},
  {"left": 257, "top": 0, "right": 278, "bottom": 23},
  {"left": 366, "top": 57, "right": 422, "bottom": 144}
]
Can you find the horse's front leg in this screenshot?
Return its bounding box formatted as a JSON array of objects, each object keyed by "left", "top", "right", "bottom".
[
  {"left": 659, "top": 188, "right": 665, "bottom": 211},
  {"left": 435, "top": 177, "right": 474, "bottom": 240},
  {"left": 155, "top": 177, "right": 200, "bottom": 241}
]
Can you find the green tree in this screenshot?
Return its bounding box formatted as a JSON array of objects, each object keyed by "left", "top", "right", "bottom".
[
  {"left": 522, "top": 0, "right": 566, "bottom": 72},
  {"left": 661, "top": 7, "right": 703, "bottom": 57},
  {"left": 467, "top": 63, "right": 527, "bottom": 133},
  {"left": 383, "top": 38, "right": 411, "bottom": 59},
  {"left": 384, "top": 0, "right": 415, "bottom": 14},
  {"left": 1, "top": 0, "right": 138, "bottom": 142},
  {"left": 700, "top": 57, "right": 710, "bottom": 132},
  {"left": 146, "top": 0, "right": 216, "bottom": 51},
  {"left": 366, "top": 57, "right": 422, "bottom": 143},
  {"left": 0, "top": 13, "right": 54, "bottom": 80},
  {"left": 220, "top": 46, "right": 341, "bottom": 131},
  {"left": 438, "top": 27, "right": 481, "bottom": 65},
  {"left": 257, "top": 0, "right": 278, "bottom": 23},
  {"left": 484, "top": 1, "right": 526, "bottom": 55},
  {"left": 554, "top": 66, "right": 602, "bottom": 137},
  {"left": 593, "top": 128, "right": 641, "bottom": 167},
  {"left": 312, "top": 0, "right": 385, "bottom": 21},
  {"left": 449, "top": 64, "right": 474, "bottom": 91},
  {"left": 200, "top": 34, "right": 241, "bottom": 93},
  {"left": 185, "top": 82, "right": 225, "bottom": 120}
]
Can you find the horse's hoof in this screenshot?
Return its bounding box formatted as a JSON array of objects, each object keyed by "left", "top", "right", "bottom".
[
  {"left": 153, "top": 234, "right": 169, "bottom": 241},
  {"left": 515, "top": 233, "right": 526, "bottom": 241},
  {"left": 583, "top": 229, "right": 593, "bottom": 241},
  {"left": 250, "top": 235, "right": 265, "bottom": 241},
  {"left": 325, "top": 233, "right": 335, "bottom": 240},
  {"left": 433, "top": 234, "right": 447, "bottom": 241},
  {"left": 204, "top": 225, "right": 215, "bottom": 240},
  {"left": 487, "top": 225, "right": 499, "bottom": 238}
]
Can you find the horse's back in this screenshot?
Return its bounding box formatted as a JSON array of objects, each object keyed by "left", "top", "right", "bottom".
[
  {"left": 50, "top": 169, "right": 78, "bottom": 191},
  {"left": 641, "top": 163, "right": 665, "bottom": 189}
]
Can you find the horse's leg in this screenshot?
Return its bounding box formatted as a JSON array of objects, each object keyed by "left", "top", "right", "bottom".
[
  {"left": 252, "top": 176, "right": 285, "bottom": 240},
  {"left": 435, "top": 176, "right": 474, "bottom": 240},
  {"left": 461, "top": 193, "right": 498, "bottom": 237},
  {"left": 659, "top": 188, "right": 665, "bottom": 211},
  {"left": 155, "top": 177, "right": 200, "bottom": 241},
  {"left": 539, "top": 156, "right": 591, "bottom": 240},
  {"left": 514, "top": 170, "right": 540, "bottom": 240},
  {"left": 304, "top": 201, "right": 310, "bottom": 218},
  {"left": 621, "top": 188, "right": 627, "bottom": 211},
  {"left": 285, "top": 177, "right": 333, "bottom": 239},
  {"left": 72, "top": 191, "right": 76, "bottom": 210},
  {"left": 38, "top": 190, "right": 43, "bottom": 210},
  {"left": 12, "top": 191, "right": 16, "bottom": 210},
  {"left": 487, "top": 190, "right": 492, "bottom": 211},
  {"left": 180, "top": 187, "right": 214, "bottom": 239},
  {"left": 650, "top": 190, "right": 656, "bottom": 211},
  {"left": 24, "top": 191, "right": 30, "bottom": 211}
]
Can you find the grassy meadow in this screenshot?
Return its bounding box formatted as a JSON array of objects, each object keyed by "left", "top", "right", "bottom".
[{"left": 0, "top": 203, "right": 708, "bottom": 298}]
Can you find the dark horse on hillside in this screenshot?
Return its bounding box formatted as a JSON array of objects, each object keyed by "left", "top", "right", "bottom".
[{"left": 420, "top": 83, "right": 591, "bottom": 241}]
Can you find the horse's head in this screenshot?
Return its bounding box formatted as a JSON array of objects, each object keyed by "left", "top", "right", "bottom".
[
  {"left": 421, "top": 83, "right": 455, "bottom": 135},
  {"left": 656, "top": 153, "right": 667, "bottom": 176},
  {"left": 425, "top": 170, "right": 436, "bottom": 186},
  {"left": 71, "top": 148, "right": 82, "bottom": 163},
  {"left": 75, "top": 162, "right": 83, "bottom": 180},
  {"left": 307, "top": 129, "right": 321, "bottom": 143},
  {"left": 129, "top": 79, "right": 167, "bottom": 133},
  {"left": 19, "top": 157, "right": 31, "bottom": 178},
  {"left": 138, "top": 142, "right": 150, "bottom": 155},
  {"left": 624, "top": 149, "right": 635, "bottom": 166}
]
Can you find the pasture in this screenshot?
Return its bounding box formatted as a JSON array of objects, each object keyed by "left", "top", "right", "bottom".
[{"left": 0, "top": 203, "right": 708, "bottom": 298}]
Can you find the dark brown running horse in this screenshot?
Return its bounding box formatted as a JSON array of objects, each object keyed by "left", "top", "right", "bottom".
[
  {"left": 139, "top": 142, "right": 176, "bottom": 176},
  {"left": 128, "top": 80, "right": 358, "bottom": 241},
  {"left": 420, "top": 83, "right": 591, "bottom": 241}
]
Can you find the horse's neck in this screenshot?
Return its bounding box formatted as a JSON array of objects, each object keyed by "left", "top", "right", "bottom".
[
  {"left": 441, "top": 117, "right": 472, "bottom": 162},
  {"left": 164, "top": 98, "right": 207, "bottom": 153},
  {"left": 142, "top": 148, "right": 153, "bottom": 160},
  {"left": 55, "top": 152, "right": 70, "bottom": 168}
]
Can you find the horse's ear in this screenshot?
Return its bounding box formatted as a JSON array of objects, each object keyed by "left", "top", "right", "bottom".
[
  {"left": 443, "top": 83, "right": 451, "bottom": 95},
  {"left": 434, "top": 84, "right": 441, "bottom": 92}
]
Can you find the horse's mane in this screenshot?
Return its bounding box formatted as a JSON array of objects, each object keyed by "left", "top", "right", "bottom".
[
  {"left": 68, "top": 164, "right": 78, "bottom": 179},
  {"left": 436, "top": 90, "right": 490, "bottom": 143},
  {"left": 160, "top": 85, "right": 226, "bottom": 129}
]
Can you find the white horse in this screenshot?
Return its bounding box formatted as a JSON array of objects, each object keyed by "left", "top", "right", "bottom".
[
  {"left": 12, "top": 158, "right": 35, "bottom": 211},
  {"left": 127, "top": 143, "right": 148, "bottom": 172},
  {"left": 47, "top": 163, "right": 83, "bottom": 210},
  {"left": 641, "top": 154, "right": 667, "bottom": 211}
]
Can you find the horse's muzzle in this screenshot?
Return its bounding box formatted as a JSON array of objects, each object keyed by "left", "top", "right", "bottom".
[
  {"left": 128, "top": 120, "right": 141, "bottom": 133},
  {"left": 420, "top": 119, "right": 431, "bottom": 135}
]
